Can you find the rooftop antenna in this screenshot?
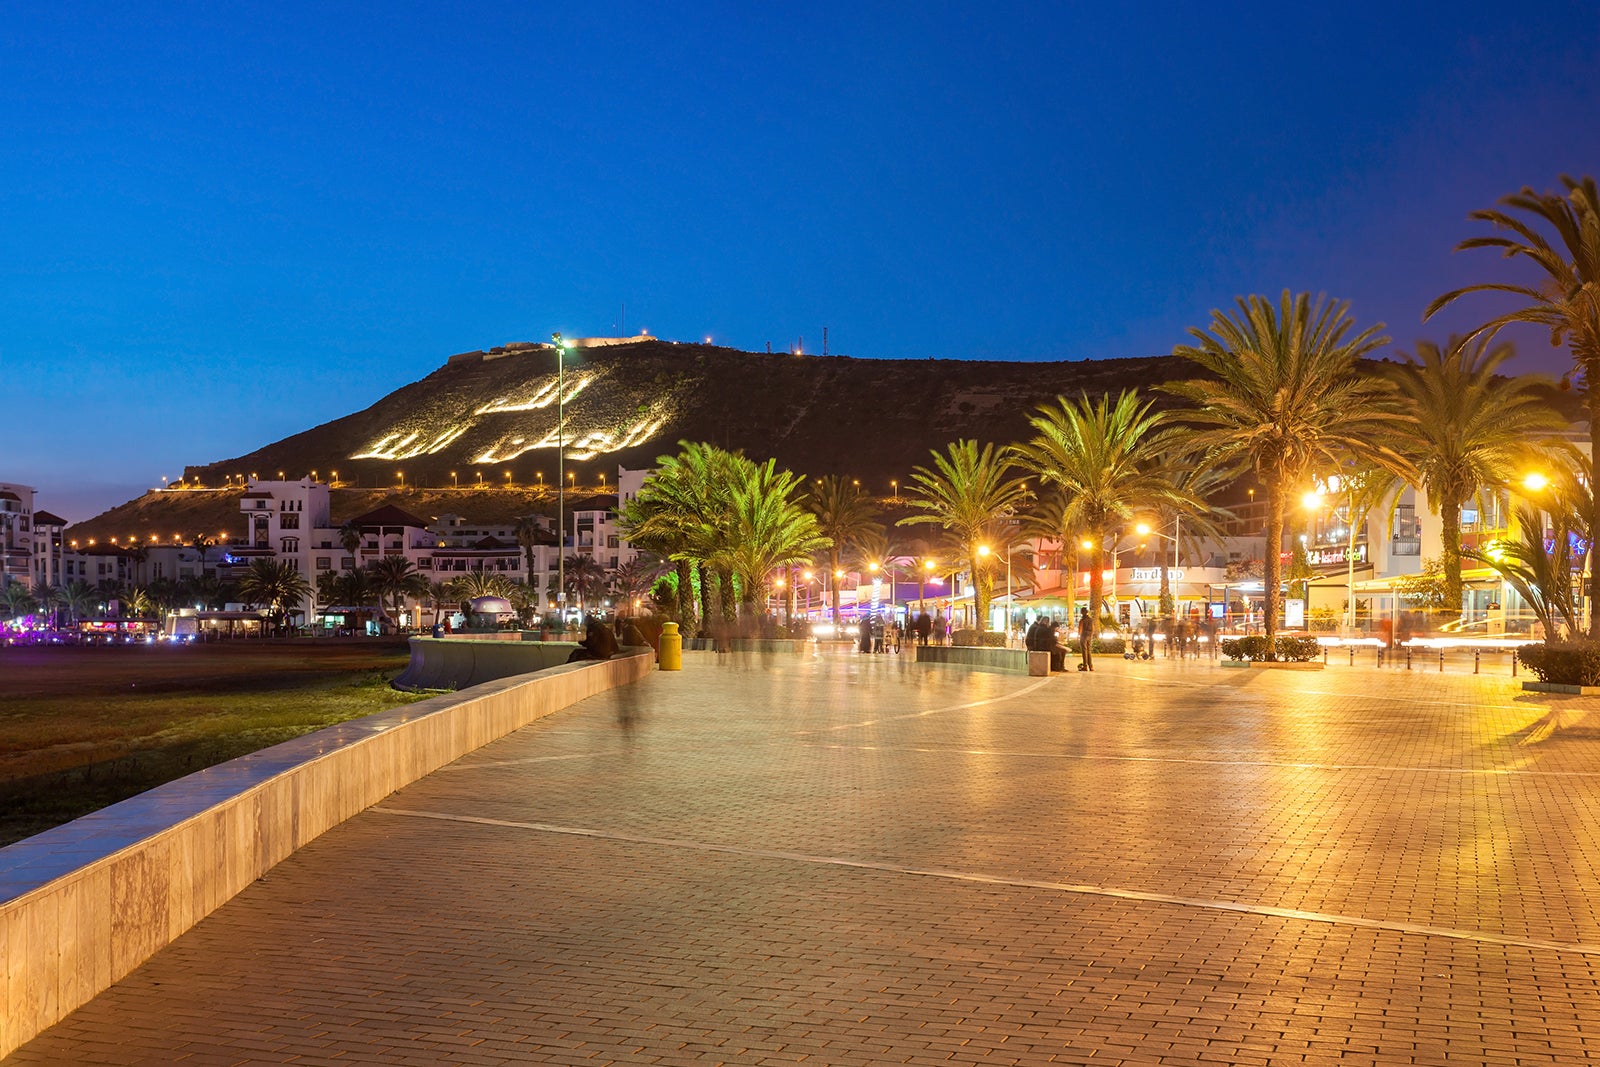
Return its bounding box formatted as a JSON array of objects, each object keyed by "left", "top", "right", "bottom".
[{"left": 823, "top": 326, "right": 828, "bottom": 357}]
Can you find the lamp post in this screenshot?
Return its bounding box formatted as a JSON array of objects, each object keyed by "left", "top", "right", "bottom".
[
  {"left": 553, "top": 332, "right": 568, "bottom": 625},
  {"left": 1135, "top": 518, "right": 1182, "bottom": 620}
]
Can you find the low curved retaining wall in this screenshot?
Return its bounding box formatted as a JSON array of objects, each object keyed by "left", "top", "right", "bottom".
[
  {"left": 393, "top": 636, "right": 584, "bottom": 690},
  {"left": 914, "top": 644, "right": 1030, "bottom": 673},
  {"left": 0, "top": 649, "right": 653, "bottom": 1057}
]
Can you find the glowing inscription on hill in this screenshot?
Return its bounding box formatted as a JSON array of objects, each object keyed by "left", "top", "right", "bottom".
[{"left": 349, "top": 367, "right": 672, "bottom": 465}]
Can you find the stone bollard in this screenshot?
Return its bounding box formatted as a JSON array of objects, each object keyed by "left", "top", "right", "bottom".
[
  {"left": 659, "top": 621, "right": 683, "bottom": 671},
  {"left": 1027, "top": 650, "right": 1050, "bottom": 677}
]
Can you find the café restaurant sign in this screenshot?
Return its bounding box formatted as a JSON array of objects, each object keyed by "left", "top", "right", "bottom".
[
  {"left": 1130, "top": 568, "right": 1183, "bottom": 582},
  {"left": 1280, "top": 544, "right": 1369, "bottom": 567}
]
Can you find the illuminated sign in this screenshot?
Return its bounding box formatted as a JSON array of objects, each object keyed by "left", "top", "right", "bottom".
[
  {"left": 1130, "top": 568, "right": 1183, "bottom": 582},
  {"left": 1280, "top": 543, "right": 1369, "bottom": 568}
]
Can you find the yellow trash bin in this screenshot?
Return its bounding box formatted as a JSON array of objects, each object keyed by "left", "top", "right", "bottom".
[{"left": 659, "top": 621, "right": 683, "bottom": 671}]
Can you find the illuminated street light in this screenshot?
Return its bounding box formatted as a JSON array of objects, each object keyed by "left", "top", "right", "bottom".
[
  {"left": 451, "top": 471, "right": 458, "bottom": 488},
  {"left": 1524, "top": 472, "right": 1549, "bottom": 492},
  {"left": 554, "top": 332, "right": 569, "bottom": 622}
]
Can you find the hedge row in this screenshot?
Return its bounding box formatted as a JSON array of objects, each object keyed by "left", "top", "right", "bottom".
[
  {"left": 1219, "top": 635, "right": 1321, "bottom": 662},
  {"left": 1515, "top": 642, "right": 1600, "bottom": 687}
]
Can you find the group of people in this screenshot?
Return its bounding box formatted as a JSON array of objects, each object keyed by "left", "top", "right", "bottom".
[
  {"left": 855, "top": 610, "right": 951, "bottom": 653},
  {"left": 1024, "top": 606, "right": 1098, "bottom": 672}
]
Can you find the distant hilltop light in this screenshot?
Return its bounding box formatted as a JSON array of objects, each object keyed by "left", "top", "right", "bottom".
[{"left": 557, "top": 332, "right": 653, "bottom": 350}]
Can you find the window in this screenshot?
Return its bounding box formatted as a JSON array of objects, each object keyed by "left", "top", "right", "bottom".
[
  {"left": 419, "top": 557, "right": 432, "bottom": 569},
  {"left": 280, "top": 514, "right": 300, "bottom": 530},
  {"left": 342, "top": 557, "right": 355, "bottom": 571},
  {"left": 281, "top": 537, "right": 299, "bottom": 554},
  {"left": 316, "top": 557, "right": 331, "bottom": 570},
  {"left": 607, "top": 535, "right": 619, "bottom": 548}
]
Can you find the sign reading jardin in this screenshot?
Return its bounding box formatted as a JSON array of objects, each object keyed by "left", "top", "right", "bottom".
[{"left": 1130, "top": 568, "right": 1183, "bottom": 582}]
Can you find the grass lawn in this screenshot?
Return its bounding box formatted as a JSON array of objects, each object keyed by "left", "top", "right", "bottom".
[{"left": 0, "top": 638, "right": 428, "bottom": 847}]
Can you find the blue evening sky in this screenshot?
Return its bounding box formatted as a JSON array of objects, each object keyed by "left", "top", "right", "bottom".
[{"left": 3, "top": 2, "right": 1597, "bottom": 521}]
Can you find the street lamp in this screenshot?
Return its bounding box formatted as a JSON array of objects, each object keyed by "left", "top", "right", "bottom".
[
  {"left": 451, "top": 471, "right": 458, "bottom": 488},
  {"left": 553, "top": 332, "right": 569, "bottom": 623},
  {"left": 1135, "top": 518, "right": 1182, "bottom": 618}
]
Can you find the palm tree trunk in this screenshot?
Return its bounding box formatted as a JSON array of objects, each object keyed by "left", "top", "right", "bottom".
[
  {"left": 675, "top": 560, "right": 695, "bottom": 628},
  {"left": 1442, "top": 497, "right": 1464, "bottom": 624},
  {"left": 970, "top": 549, "right": 988, "bottom": 630},
  {"left": 1589, "top": 385, "right": 1600, "bottom": 637},
  {"left": 1264, "top": 482, "right": 1286, "bottom": 654},
  {"left": 718, "top": 567, "right": 737, "bottom": 624},
  {"left": 1088, "top": 545, "right": 1104, "bottom": 622},
  {"left": 1065, "top": 543, "right": 1078, "bottom": 621},
  {"left": 827, "top": 549, "right": 841, "bottom": 623},
  {"left": 696, "top": 563, "right": 713, "bottom": 636}
]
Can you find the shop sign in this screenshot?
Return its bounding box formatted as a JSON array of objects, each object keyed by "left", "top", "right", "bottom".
[{"left": 1129, "top": 568, "right": 1183, "bottom": 582}]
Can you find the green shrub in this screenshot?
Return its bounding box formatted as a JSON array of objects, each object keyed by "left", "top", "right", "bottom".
[
  {"left": 1066, "top": 637, "right": 1125, "bottom": 656},
  {"left": 1515, "top": 642, "right": 1600, "bottom": 686},
  {"left": 951, "top": 628, "right": 1008, "bottom": 648},
  {"left": 1219, "top": 635, "right": 1321, "bottom": 662}
]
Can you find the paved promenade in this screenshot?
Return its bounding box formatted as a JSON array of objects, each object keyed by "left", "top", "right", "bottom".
[{"left": 10, "top": 649, "right": 1600, "bottom": 1065}]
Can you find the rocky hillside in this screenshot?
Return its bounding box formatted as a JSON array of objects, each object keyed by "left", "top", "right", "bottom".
[{"left": 181, "top": 340, "right": 1190, "bottom": 493}]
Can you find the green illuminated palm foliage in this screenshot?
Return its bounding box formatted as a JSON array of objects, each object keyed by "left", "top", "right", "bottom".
[
  {"left": 1468, "top": 507, "right": 1582, "bottom": 639},
  {"left": 1426, "top": 175, "right": 1600, "bottom": 634},
  {"left": 2, "top": 582, "right": 38, "bottom": 621},
  {"left": 807, "top": 475, "right": 882, "bottom": 622},
  {"left": 898, "top": 440, "right": 1030, "bottom": 631},
  {"left": 1166, "top": 291, "right": 1413, "bottom": 648},
  {"left": 1388, "top": 337, "right": 1571, "bottom": 620},
  {"left": 447, "top": 569, "right": 513, "bottom": 600},
  {"left": 1012, "top": 390, "right": 1190, "bottom": 622},
  {"left": 716, "top": 460, "right": 828, "bottom": 616},
  {"left": 60, "top": 579, "right": 97, "bottom": 624}
]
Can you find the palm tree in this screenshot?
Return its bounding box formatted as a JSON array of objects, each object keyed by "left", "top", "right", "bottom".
[
  {"left": 190, "top": 573, "right": 227, "bottom": 610},
  {"left": 513, "top": 514, "right": 550, "bottom": 602},
  {"left": 123, "top": 586, "right": 155, "bottom": 622},
  {"left": 2, "top": 582, "right": 37, "bottom": 621},
  {"left": 237, "top": 559, "right": 311, "bottom": 633},
  {"left": 1137, "top": 456, "right": 1235, "bottom": 620},
  {"left": 1425, "top": 175, "right": 1600, "bottom": 634},
  {"left": 898, "top": 440, "right": 1031, "bottom": 632},
  {"left": 563, "top": 553, "right": 607, "bottom": 615},
  {"left": 1469, "top": 506, "right": 1583, "bottom": 639},
  {"left": 1388, "top": 337, "right": 1572, "bottom": 621},
  {"left": 1021, "top": 492, "right": 1079, "bottom": 620},
  {"left": 1012, "top": 391, "right": 1190, "bottom": 623},
  {"left": 1166, "top": 291, "right": 1414, "bottom": 649},
  {"left": 191, "top": 534, "right": 216, "bottom": 576},
  {"left": 716, "top": 459, "right": 829, "bottom": 618},
  {"left": 368, "top": 555, "right": 428, "bottom": 627},
  {"left": 60, "top": 579, "right": 97, "bottom": 626},
  {"left": 448, "top": 570, "right": 514, "bottom": 600},
  {"left": 31, "top": 581, "right": 61, "bottom": 629},
  {"left": 807, "top": 475, "right": 882, "bottom": 623},
  {"left": 610, "top": 554, "right": 667, "bottom": 616},
  {"left": 338, "top": 521, "right": 364, "bottom": 570}
]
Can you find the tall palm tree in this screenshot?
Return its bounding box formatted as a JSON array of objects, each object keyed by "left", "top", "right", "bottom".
[
  {"left": 1388, "top": 337, "right": 1571, "bottom": 620},
  {"left": 1166, "top": 291, "right": 1414, "bottom": 649},
  {"left": 1021, "top": 491, "right": 1079, "bottom": 620},
  {"left": 1012, "top": 391, "right": 1190, "bottom": 623},
  {"left": 191, "top": 533, "right": 216, "bottom": 576},
  {"left": 1137, "top": 455, "right": 1234, "bottom": 619},
  {"left": 563, "top": 553, "right": 607, "bottom": 615},
  {"left": 60, "top": 579, "right": 97, "bottom": 625},
  {"left": 1425, "top": 175, "right": 1600, "bottom": 634},
  {"left": 807, "top": 475, "right": 882, "bottom": 623},
  {"left": 716, "top": 459, "right": 829, "bottom": 618},
  {"left": 620, "top": 442, "right": 734, "bottom": 632},
  {"left": 513, "top": 514, "right": 551, "bottom": 602},
  {"left": 610, "top": 554, "right": 668, "bottom": 615},
  {"left": 898, "top": 440, "right": 1031, "bottom": 632},
  {"left": 338, "top": 521, "right": 364, "bottom": 570},
  {"left": 237, "top": 559, "right": 312, "bottom": 633},
  {"left": 449, "top": 570, "right": 514, "bottom": 600},
  {"left": 2, "top": 582, "right": 38, "bottom": 621},
  {"left": 368, "top": 554, "right": 428, "bottom": 627},
  {"left": 31, "top": 581, "right": 61, "bottom": 629}
]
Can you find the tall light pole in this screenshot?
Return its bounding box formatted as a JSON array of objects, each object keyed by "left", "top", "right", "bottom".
[{"left": 553, "top": 332, "right": 568, "bottom": 624}]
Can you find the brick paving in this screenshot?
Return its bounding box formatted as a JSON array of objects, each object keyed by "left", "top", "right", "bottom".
[{"left": 11, "top": 650, "right": 1600, "bottom": 1065}]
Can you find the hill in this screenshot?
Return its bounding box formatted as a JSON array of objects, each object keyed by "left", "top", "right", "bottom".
[{"left": 72, "top": 340, "right": 1190, "bottom": 542}]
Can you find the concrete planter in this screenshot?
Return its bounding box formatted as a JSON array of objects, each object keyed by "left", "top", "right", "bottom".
[
  {"left": 1221, "top": 659, "right": 1325, "bottom": 670},
  {"left": 1522, "top": 681, "right": 1600, "bottom": 695}
]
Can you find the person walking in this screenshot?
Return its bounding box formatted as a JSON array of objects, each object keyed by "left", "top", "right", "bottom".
[{"left": 1076, "top": 606, "right": 1095, "bottom": 672}]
